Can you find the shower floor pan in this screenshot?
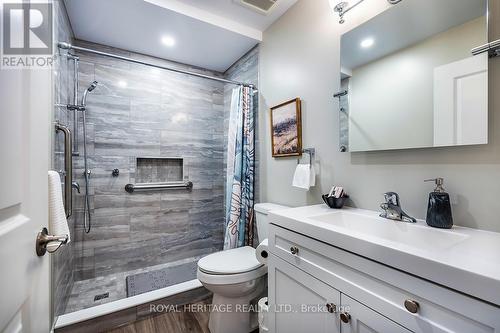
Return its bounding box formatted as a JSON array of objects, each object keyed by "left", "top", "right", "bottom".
[
  {"left": 56, "top": 256, "right": 202, "bottom": 329},
  {"left": 126, "top": 261, "right": 197, "bottom": 297}
]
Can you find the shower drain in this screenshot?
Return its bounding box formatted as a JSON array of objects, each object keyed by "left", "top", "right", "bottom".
[{"left": 94, "top": 292, "right": 109, "bottom": 301}]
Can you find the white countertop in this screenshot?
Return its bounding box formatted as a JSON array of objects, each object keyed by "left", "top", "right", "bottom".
[{"left": 269, "top": 204, "right": 500, "bottom": 306}]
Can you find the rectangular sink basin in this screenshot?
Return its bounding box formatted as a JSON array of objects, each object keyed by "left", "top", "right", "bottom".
[
  {"left": 310, "top": 211, "right": 469, "bottom": 251},
  {"left": 270, "top": 205, "right": 500, "bottom": 306}
]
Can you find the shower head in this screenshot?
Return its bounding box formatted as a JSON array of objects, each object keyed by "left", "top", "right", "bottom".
[
  {"left": 81, "top": 81, "right": 98, "bottom": 107},
  {"left": 87, "top": 81, "right": 98, "bottom": 92}
]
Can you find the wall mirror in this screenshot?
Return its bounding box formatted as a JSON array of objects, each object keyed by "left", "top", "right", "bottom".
[{"left": 339, "top": 0, "right": 488, "bottom": 152}]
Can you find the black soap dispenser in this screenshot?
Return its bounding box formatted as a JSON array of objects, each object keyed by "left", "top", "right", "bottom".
[{"left": 424, "top": 178, "right": 453, "bottom": 229}]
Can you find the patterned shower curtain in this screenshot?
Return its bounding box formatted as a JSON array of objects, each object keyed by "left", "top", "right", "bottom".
[{"left": 224, "top": 86, "right": 255, "bottom": 250}]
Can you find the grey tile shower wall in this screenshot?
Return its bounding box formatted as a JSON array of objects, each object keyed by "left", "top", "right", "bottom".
[
  {"left": 223, "top": 46, "right": 260, "bottom": 244},
  {"left": 52, "top": 0, "right": 75, "bottom": 316},
  {"left": 71, "top": 40, "right": 226, "bottom": 281}
]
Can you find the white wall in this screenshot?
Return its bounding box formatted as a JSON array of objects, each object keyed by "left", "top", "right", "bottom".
[
  {"left": 259, "top": 0, "right": 500, "bottom": 232},
  {"left": 350, "top": 17, "right": 485, "bottom": 151}
]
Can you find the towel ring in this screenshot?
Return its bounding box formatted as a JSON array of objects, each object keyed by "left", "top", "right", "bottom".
[{"left": 297, "top": 148, "right": 315, "bottom": 166}]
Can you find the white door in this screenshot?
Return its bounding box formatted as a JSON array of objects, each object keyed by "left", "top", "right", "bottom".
[
  {"left": 433, "top": 54, "right": 488, "bottom": 146},
  {"left": 268, "top": 255, "right": 341, "bottom": 333},
  {"left": 340, "top": 295, "right": 411, "bottom": 333},
  {"left": 0, "top": 8, "right": 52, "bottom": 333}
]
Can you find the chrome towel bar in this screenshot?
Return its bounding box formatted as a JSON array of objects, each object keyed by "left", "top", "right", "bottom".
[
  {"left": 471, "top": 39, "right": 500, "bottom": 57},
  {"left": 125, "top": 181, "right": 193, "bottom": 193}
]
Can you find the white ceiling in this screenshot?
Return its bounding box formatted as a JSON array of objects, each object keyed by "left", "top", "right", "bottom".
[
  {"left": 145, "top": 0, "right": 298, "bottom": 33},
  {"left": 341, "top": 0, "right": 487, "bottom": 72},
  {"left": 63, "top": 0, "right": 297, "bottom": 72}
]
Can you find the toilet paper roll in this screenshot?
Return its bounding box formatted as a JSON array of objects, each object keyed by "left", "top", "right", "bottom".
[
  {"left": 256, "top": 238, "right": 269, "bottom": 265},
  {"left": 258, "top": 297, "right": 269, "bottom": 332}
]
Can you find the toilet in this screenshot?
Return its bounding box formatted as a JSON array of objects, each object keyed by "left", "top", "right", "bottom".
[{"left": 197, "top": 203, "right": 289, "bottom": 333}]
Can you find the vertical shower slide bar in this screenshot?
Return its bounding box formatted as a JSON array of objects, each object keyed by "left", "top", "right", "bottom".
[{"left": 68, "top": 53, "right": 80, "bottom": 156}]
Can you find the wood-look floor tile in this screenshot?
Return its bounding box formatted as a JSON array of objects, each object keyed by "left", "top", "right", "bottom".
[
  {"left": 152, "top": 312, "right": 183, "bottom": 333},
  {"left": 107, "top": 325, "right": 137, "bottom": 333},
  {"left": 190, "top": 311, "right": 210, "bottom": 333},
  {"left": 134, "top": 317, "right": 156, "bottom": 332}
]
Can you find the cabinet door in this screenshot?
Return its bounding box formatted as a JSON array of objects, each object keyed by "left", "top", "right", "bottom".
[
  {"left": 340, "top": 294, "right": 411, "bottom": 333},
  {"left": 268, "top": 254, "right": 341, "bottom": 333}
]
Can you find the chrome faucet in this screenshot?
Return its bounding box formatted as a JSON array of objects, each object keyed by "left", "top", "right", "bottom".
[{"left": 380, "top": 192, "right": 416, "bottom": 223}]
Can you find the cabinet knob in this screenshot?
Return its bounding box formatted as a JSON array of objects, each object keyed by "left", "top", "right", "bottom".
[
  {"left": 290, "top": 246, "right": 299, "bottom": 255},
  {"left": 404, "top": 299, "right": 419, "bottom": 314},
  {"left": 340, "top": 312, "right": 351, "bottom": 323},
  {"left": 326, "top": 303, "right": 336, "bottom": 313}
]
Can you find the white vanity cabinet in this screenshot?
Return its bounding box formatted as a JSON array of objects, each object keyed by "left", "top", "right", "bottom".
[
  {"left": 268, "top": 256, "right": 341, "bottom": 333},
  {"left": 340, "top": 294, "right": 411, "bottom": 333},
  {"left": 267, "top": 223, "right": 500, "bottom": 333},
  {"left": 268, "top": 255, "right": 410, "bottom": 333}
]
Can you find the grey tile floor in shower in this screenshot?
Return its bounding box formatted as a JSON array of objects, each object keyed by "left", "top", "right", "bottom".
[{"left": 64, "top": 256, "right": 202, "bottom": 314}]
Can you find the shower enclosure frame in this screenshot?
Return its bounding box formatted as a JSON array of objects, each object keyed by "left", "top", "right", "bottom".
[
  {"left": 54, "top": 40, "right": 258, "bottom": 330},
  {"left": 58, "top": 42, "right": 256, "bottom": 89}
]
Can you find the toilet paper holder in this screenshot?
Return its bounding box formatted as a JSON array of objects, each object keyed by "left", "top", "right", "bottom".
[
  {"left": 35, "top": 227, "right": 69, "bottom": 256},
  {"left": 297, "top": 148, "right": 315, "bottom": 166}
]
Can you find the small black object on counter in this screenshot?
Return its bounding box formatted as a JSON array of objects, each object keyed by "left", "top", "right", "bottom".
[
  {"left": 424, "top": 178, "right": 453, "bottom": 229},
  {"left": 322, "top": 194, "right": 349, "bottom": 209}
]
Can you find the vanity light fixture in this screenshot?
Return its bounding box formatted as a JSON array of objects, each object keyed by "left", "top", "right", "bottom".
[
  {"left": 331, "top": 0, "right": 403, "bottom": 24},
  {"left": 161, "top": 35, "right": 176, "bottom": 47}
]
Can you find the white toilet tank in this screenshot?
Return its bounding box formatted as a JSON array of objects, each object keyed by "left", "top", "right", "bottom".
[{"left": 254, "top": 203, "right": 290, "bottom": 242}]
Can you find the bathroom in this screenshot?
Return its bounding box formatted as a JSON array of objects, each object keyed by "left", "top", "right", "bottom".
[{"left": 0, "top": 0, "right": 499, "bottom": 332}]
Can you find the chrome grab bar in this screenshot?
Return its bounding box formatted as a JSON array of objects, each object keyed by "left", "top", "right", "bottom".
[
  {"left": 55, "top": 122, "right": 73, "bottom": 217},
  {"left": 125, "top": 181, "right": 193, "bottom": 193}
]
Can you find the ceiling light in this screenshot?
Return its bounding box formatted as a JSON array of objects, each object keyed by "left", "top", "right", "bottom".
[
  {"left": 118, "top": 80, "right": 127, "bottom": 88},
  {"left": 360, "top": 38, "right": 375, "bottom": 48},
  {"left": 161, "top": 36, "right": 176, "bottom": 47}
]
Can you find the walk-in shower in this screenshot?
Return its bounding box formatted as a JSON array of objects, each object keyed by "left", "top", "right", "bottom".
[{"left": 52, "top": 38, "right": 259, "bottom": 325}]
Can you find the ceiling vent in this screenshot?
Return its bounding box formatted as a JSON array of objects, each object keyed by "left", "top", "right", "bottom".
[{"left": 235, "top": 0, "right": 278, "bottom": 15}]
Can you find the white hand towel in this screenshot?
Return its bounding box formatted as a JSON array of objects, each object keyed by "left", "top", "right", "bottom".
[
  {"left": 293, "top": 164, "right": 313, "bottom": 190},
  {"left": 48, "top": 171, "right": 71, "bottom": 243}
]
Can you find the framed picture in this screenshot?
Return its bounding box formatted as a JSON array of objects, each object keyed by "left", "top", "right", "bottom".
[{"left": 270, "top": 98, "right": 302, "bottom": 157}]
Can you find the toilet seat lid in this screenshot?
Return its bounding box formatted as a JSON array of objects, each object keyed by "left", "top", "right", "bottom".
[{"left": 198, "top": 246, "right": 263, "bottom": 275}]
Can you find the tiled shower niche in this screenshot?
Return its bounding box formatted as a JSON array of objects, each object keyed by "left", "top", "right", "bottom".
[{"left": 135, "top": 157, "right": 185, "bottom": 183}]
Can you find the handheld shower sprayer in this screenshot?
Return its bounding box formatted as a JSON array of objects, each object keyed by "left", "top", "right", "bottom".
[
  {"left": 80, "top": 80, "right": 98, "bottom": 233},
  {"left": 81, "top": 81, "right": 98, "bottom": 107}
]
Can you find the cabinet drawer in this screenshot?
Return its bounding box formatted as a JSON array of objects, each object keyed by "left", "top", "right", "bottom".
[
  {"left": 340, "top": 294, "right": 411, "bottom": 333},
  {"left": 269, "top": 224, "right": 500, "bottom": 333}
]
